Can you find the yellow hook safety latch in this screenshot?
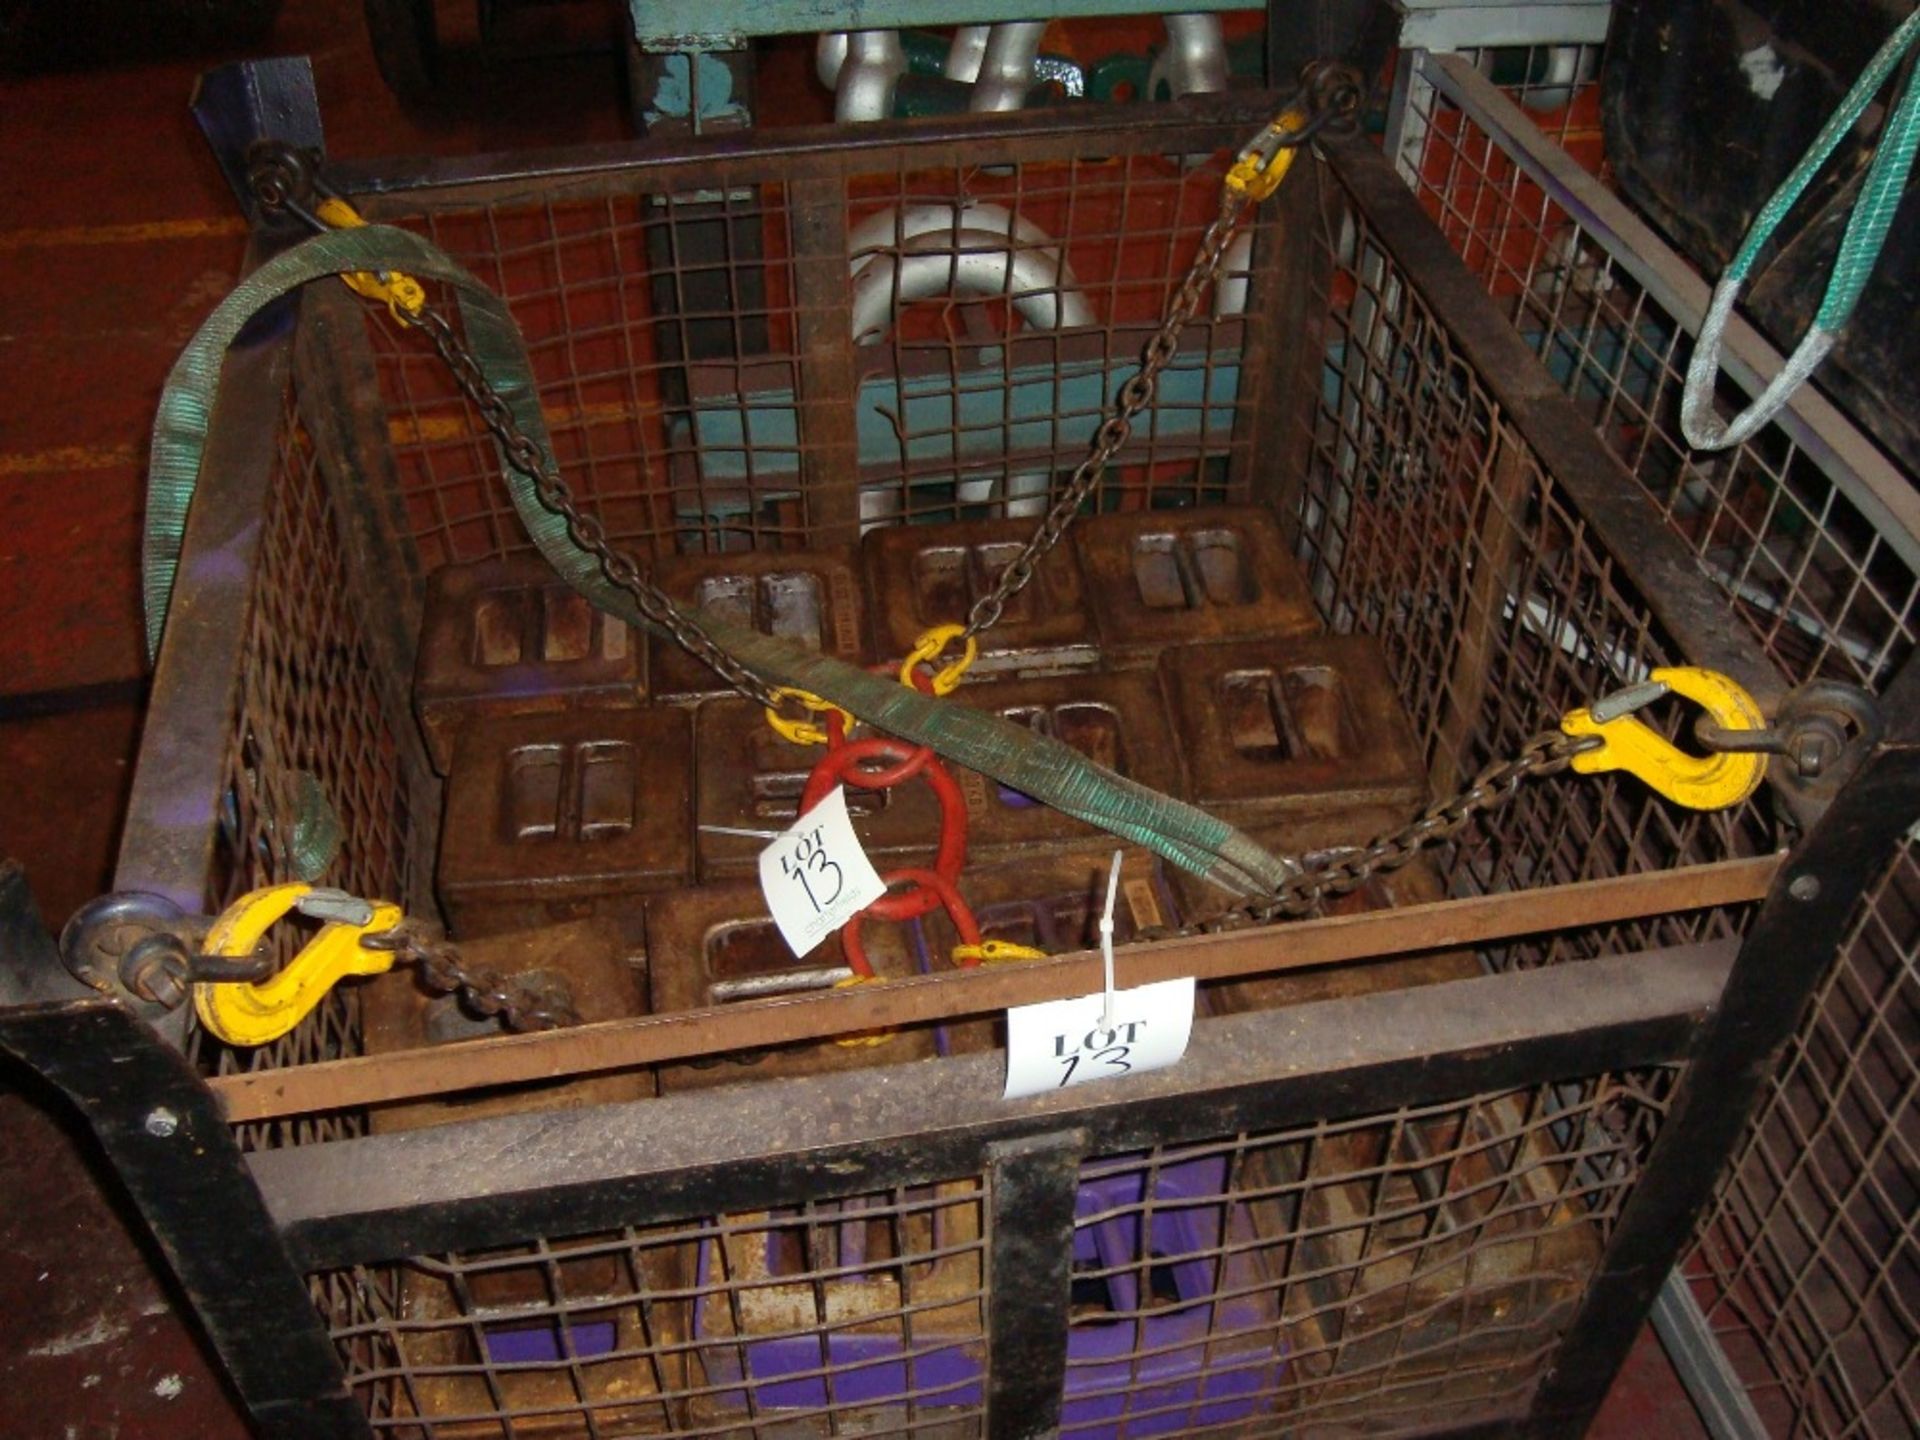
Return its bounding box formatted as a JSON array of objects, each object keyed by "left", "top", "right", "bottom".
[
  {"left": 314, "top": 196, "right": 427, "bottom": 322},
  {"left": 192, "top": 883, "right": 404, "bottom": 1047},
  {"left": 1224, "top": 107, "right": 1312, "bottom": 202},
  {"left": 951, "top": 940, "right": 1047, "bottom": 965},
  {"left": 1560, "top": 666, "right": 1768, "bottom": 811}
]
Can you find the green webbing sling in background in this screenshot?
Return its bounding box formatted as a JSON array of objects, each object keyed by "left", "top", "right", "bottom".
[
  {"left": 1681, "top": 8, "right": 1920, "bottom": 451},
  {"left": 145, "top": 223, "right": 1293, "bottom": 897}
]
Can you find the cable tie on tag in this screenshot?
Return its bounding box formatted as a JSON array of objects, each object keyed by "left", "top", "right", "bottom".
[{"left": 1099, "top": 850, "right": 1122, "bottom": 1031}]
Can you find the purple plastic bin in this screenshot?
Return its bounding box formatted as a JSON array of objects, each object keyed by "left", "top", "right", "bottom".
[
  {"left": 693, "top": 1194, "right": 985, "bottom": 1412},
  {"left": 1060, "top": 1153, "right": 1281, "bottom": 1440},
  {"left": 483, "top": 1317, "right": 619, "bottom": 1364},
  {"left": 692, "top": 1157, "right": 1280, "bottom": 1436}
]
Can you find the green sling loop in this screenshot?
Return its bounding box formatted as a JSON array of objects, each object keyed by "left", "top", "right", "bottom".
[
  {"left": 1681, "top": 8, "right": 1920, "bottom": 450},
  {"left": 145, "top": 223, "right": 1293, "bottom": 897}
]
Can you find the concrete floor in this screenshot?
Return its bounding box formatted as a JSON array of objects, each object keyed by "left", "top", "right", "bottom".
[{"left": 0, "top": 4, "right": 1709, "bottom": 1434}]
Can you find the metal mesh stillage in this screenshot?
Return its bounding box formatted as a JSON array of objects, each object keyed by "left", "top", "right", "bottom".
[
  {"left": 103, "top": 94, "right": 1862, "bottom": 1440},
  {"left": 1391, "top": 51, "right": 1920, "bottom": 1439}
]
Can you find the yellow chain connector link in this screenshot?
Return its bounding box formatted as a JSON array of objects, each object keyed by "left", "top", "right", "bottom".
[
  {"left": 1561, "top": 666, "right": 1769, "bottom": 810},
  {"left": 951, "top": 940, "right": 1048, "bottom": 966},
  {"left": 898, "top": 624, "right": 978, "bottom": 697},
  {"left": 314, "top": 196, "right": 427, "bottom": 322},
  {"left": 1224, "top": 107, "right": 1311, "bottom": 202},
  {"left": 832, "top": 973, "right": 895, "bottom": 1048},
  {"left": 764, "top": 686, "right": 857, "bottom": 747},
  {"left": 192, "top": 883, "right": 404, "bottom": 1047}
]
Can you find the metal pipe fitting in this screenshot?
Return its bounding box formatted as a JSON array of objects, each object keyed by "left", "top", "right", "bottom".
[
  {"left": 847, "top": 201, "right": 1053, "bottom": 278},
  {"left": 1213, "top": 231, "right": 1253, "bottom": 317},
  {"left": 1149, "top": 14, "right": 1230, "bottom": 168},
  {"left": 944, "top": 25, "right": 991, "bottom": 83},
  {"left": 1156, "top": 13, "right": 1230, "bottom": 99},
  {"left": 849, "top": 211, "right": 1090, "bottom": 526},
  {"left": 955, "top": 468, "right": 1052, "bottom": 516},
  {"left": 850, "top": 227, "right": 1094, "bottom": 344},
  {"left": 834, "top": 30, "right": 906, "bottom": 124},
  {"left": 815, "top": 32, "right": 849, "bottom": 89},
  {"left": 969, "top": 22, "right": 1045, "bottom": 113}
]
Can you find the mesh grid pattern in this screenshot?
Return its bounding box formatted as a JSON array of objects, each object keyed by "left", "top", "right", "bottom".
[
  {"left": 1685, "top": 839, "right": 1920, "bottom": 1440},
  {"left": 122, "top": 111, "right": 1810, "bottom": 1434},
  {"left": 373, "top": 188, "right": 803, "bottom": 565},
  {"left": 320, "top": 1072, "right": 1671, "bottom": 1439},
  {"left": 1394, "top": 56, "right": 1920, "bottom": 1439},
  {"left": 194, "top": 406, "right": 413, "bottom": 1149},
  {"left": 358, "top": 155, "right": 1254, "bottom": 566},
  {"left": 1393, "top": 57, "right": 1916, "bottom": 693},
  {"left": 1061, "top": 1072, "right": 1675, "bottom": 1437},
  {"left": 327, "top": 1181, "right": 989, "bottom": 1440},
  {"left": 1293, "top": 177, "right": 1765, "bottom": 965},
  {"left": 1439, "top": 45, "right": 1608, "bottom": 166},
  {"left": 840, "top": 157, "right": 1246, "bottom": 527}
]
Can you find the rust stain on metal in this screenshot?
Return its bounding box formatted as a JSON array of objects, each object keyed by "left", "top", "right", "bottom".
[
  {"left": 209, "top": 857, "right": 1780, "bottom": 1123},
  {"left": 1075, "top": 505, "right": 1319, "bottom": 661}
]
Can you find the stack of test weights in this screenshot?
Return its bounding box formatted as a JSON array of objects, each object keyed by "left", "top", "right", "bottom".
[{"left": 416, "top": 505, "right": 1596, "bottom": 1427}]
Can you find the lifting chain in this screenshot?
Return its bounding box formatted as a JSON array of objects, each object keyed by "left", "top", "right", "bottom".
[
  {"left": 249, "top": 66, "right": 1360, "bottom": 714},
  {"left": 406, "top": 302, "right": 793, "bottom": 717},
  {"left": 211, "top": 76, "right": 1870, "bottom": 1049},
  {"left": 1136, "top": 730, "right": 1600, "bottom": 940},
  {"left": 60, "top": 884, "right": 575, "bottom": 1046},
  {"left": 960, "top": 62, "right": 1361, "bottom": 638},
  {"left": 359, "top": 915, "right": 578, "bottom": 1032}
]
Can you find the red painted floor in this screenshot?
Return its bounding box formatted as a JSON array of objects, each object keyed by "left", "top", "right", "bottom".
[{"left": 0, "top": 5, "right": 1711, "bottom": 1435}]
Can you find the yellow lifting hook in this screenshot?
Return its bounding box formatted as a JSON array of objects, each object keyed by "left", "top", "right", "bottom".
[
  {"left": 1560, "top": 667, "right": 1769, "bottom": 811},
  {"left": 1224, "top": 107, "right": 1313, "bottom": 202},
  {"left": 314, "top": 196, "right": 427, "bottom": 322},
  {"left": 193, "top": 883, "right": 403, "bottom": 1047}
]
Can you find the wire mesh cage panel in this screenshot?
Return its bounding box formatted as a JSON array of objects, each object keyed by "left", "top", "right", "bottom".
[
  {"left": 1391, "top": 51, "right": 1920, "bottom": 1440},
  {"left": 182, "top": 107, "right": 1775, "bottom": 1100},
  {"left": 81, "top": 89, "right": 1919, "bottom": 1440},
  {"left": 359, "top": 156, "right": 1258, "bottom": 562},
  {"left": 194, "top": 398, "right": 417, "bottom": 1150},
  {"left": 314, "top": 1070, "right": 1674, "bottom": 1440},
  {"left": 1390, "top": 54, "right": 1918, "bottom": 694},
  {"left": 324, "top": 1183, "right": 990, "bottom": 1440}
]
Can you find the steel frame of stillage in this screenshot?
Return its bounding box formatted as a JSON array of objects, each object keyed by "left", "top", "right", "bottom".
[
  {"left": 1389, "top": 50, "right": 1920, "bottom": 1440},
  {"left": 624, "top": 1, "right": 1249, "bottom": 50},
  {"left": 2, "top": 93, "right": 1916, "bottom": 1440},
  {"left": 1380, "top": 2, "right": 1617, "bottom": 193}
]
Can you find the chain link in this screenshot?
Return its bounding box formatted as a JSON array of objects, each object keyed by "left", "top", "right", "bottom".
[
  {"left": 402, "top": 193, "right": 1258, "bottom": 668},
  {"left": 1137, "top": 730, "right": 1605, "bottom": 940},
  {"left": 362, "top": 917, "right": 581, "bottom": 1031},
  {"left": 405, "top": 306, "right": 789, "bottom": 713},
  {"left": 285, "top": 78, "right": 1346, "bottom": 712},
  {"left": 962, "top": 191, "right": 1251, "bottom": 637},
  {"left": 250, "top": 80, "right": 1591, "bottom": 1017}
]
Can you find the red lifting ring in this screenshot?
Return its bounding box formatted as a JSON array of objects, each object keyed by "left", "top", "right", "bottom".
[
  {"left": 799, "top": 735, "right": 969, "bottom": 921},
  {"left": 841, "top": 865, "right": 983, "bottom": 978}
]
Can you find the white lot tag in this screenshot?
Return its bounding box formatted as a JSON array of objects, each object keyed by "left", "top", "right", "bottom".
[
  {"left": 1004, "top": 850, "right": 1193, "bottom": 1098},
  {"left": 1002, "top": 977, "right": 1197, "bottom": 1099},
  {"left": 757, "top": 786, "right": 888, "bottom": 958}
]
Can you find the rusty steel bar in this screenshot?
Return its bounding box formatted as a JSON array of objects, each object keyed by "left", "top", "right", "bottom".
[
  {"left": 1317, "top": 131, "right": 1790, "bottom": 712},
  {"left": 984, "top": 1131, "right": 1084, "bottom": 1440},
  {"left": 333, "top": 94, "right": 1288, "bottom": 212},
  {"left": 209, "top": 856, "right": 1779, "bottom": 1123},
  {"left": 257, "top": 938, "right": 1736, "bottom": 1272}
]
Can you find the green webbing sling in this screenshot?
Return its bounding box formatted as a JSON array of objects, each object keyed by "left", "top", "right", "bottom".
[
  {"left": 145, "top": 224, "right": 1292, "bottom": 897},
  {"left": 1680, "top": 8, "right": 1920, "bottom": 450}
]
